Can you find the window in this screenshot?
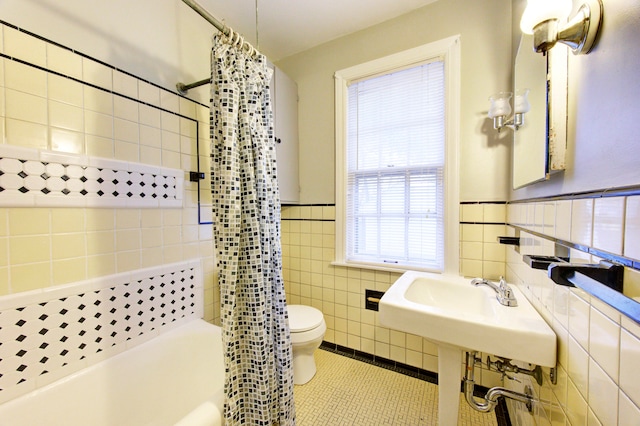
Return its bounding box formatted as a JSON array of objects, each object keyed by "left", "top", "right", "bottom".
[{"left": 334, "top": 37, "right": 460, "bottom": 273}]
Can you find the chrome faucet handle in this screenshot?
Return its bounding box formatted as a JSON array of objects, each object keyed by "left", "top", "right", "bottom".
[
  {"left": 471, "top": 277, "right": 488, "bottom": 286},
  {"left": 497, "top": 277, "right": 518, "bottom": 307},
  {"left": 498, "top": 276, "right": 507, "bottom": 291}
]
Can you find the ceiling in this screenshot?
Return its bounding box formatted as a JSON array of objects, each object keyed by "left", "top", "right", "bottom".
[{"left": 192, "top": 0, "right": 439, "bottom": 61}]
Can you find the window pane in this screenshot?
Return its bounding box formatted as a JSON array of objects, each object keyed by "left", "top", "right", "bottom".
[{"left": 345, "top": 58, "right": 446, "bottom": 271}]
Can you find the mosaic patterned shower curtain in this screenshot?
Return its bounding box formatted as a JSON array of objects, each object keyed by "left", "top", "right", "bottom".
[{"left": 210, "top": 35, "right": 296, "bottom": 426}]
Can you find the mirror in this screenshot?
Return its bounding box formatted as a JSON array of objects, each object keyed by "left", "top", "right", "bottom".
[{"left": 512, "top": 34, "right": 567, "bottom": 189}]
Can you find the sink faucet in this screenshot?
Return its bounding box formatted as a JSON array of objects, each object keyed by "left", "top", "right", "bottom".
[{"left": 471, "top": 276, "right": 518, "bottom": 307}]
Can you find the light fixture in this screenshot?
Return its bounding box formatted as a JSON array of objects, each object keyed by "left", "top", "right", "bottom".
[
  {"left": 520, "top": 0, "right": 603, "bottom": 55},
  {"left": 488, "top": 90, "right": 530, "bottom": 132}
]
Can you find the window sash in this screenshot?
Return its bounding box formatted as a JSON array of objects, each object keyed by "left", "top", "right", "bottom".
[
  {"left": 345, "top": 61, "right": 445, "bottom": 271},
  {"left": 346, "top": 167, "right": 444, "bottom": 269},
  {"left": 333, "top": 36, "right": 460, "bottom": 274}
]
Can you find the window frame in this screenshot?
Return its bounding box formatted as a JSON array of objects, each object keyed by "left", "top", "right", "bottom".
[{"left": 333, "top": 36, "right": 461, "bottom": 274}]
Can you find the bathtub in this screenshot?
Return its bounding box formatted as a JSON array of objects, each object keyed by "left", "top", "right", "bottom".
[{"left": 0, "top": 319, "right": 225, "bottom": 426}]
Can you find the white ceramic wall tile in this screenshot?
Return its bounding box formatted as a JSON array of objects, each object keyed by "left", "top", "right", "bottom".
[
  {"left": 483, "top": 203, "right": 505, "bottom": 223},
  {"left": 461, "top": 204, "right": 483, "bottom": 222},
  {"left": 543, "top": 202, "right": 556, "bottom": 238},
  {"left": 180, "top": 117, "right": 197, "bottom": 139},
  {"left": 4, "top": 118, "right": 48, "bottom": 150},
  {"left": 5, "top": 89, "right": 47, "bottom": 125},
  {"left": 49, "top": 100, "right": 84, "bottom": 132},
  {"left": 138, "top": 81, "right": 160, "bottom": 107},
  {"left": 114, "top": 97, "right": 140, "bottom": 122},
  {"left": 461, "top": 241, "right": 483, "bottom": 260},
  {"left": 162, "top": 129, "right": 181, "bottom": 152},
  {"left": 0, "top": 86, "right": 5, "bottom": 117},
  {"left": 50, "top": 128, "right": 84, "bottom": 154},
  {"left": 161, "top": 111, "right": 180, "bottom": 134},
  {"left": 4, "top": 60, "right": 46, "bottom": 97},
  {"left": 618, "top": 390, "right": 640, "bottom": 426},
  {"left": 48, "top": 74, "right": 83, "bottom": 107},
  {"left": 592, "top": 197, "right": 625, "bottom": 255},
  {"left": 589, "top": 307, "right": 620, "bottom": 384},
  {"left": 567, "top": 376, "right": 588, "bottom": 425},
  {"left": 140, "top": 125, "right": 162, "bottom": 148},
  {"left": 567, "top": 330, "right": 589, "bottom": 401},
  {"left": 114, "top": 118, "right": 139, "bottom": 143},
  {"left": 555, "top": 200, "right": 572, "bottom": 241},
  {"left": 160, "top": 90, "right": 180, "bottom": 114},
  {"left": 3, "top": 26, "right": 46, "bottom": 68},
  {"left": 461, "top": 224, "right": 483, "bottom": 242},
  {"left": 483, "top": 242, "right": 505, "bottom": 262},
  {"left": 571, "top": 198, "right": 594, "bottom": 247},
  {"left": 588, "top": 358, "right": 618, "bottom": 425},
  {"left": 46, "top": 44, "right": 82, "bottom": 80},
  {"left": 84, "top": 86, "right": 113, "bottom": 115},
  {"left": 624, "top": 196, "right": 640, "bottom": 261},
  {"left": 139, "top": 104, "right": 162, "bottom": 128},
  {"left": 113, "top": 71, "right": 139, "bottom": 99},
  {"left": 620, "top": 328, "right": 640, "bottom": 408},
  {"left": 82, "top": 58, "right": 112, "bottom": 90},
  {"left": 84, "top": 111, "right": 114, "bottom": 138}
]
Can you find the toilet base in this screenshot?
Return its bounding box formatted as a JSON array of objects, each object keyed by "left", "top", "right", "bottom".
[{"left": 292, "top": 352, "right": 317, "bottom": 385}]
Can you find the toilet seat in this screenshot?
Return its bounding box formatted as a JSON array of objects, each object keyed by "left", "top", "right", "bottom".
[{"left": 288, "top": 305, "right": 324, "bottom": 332}]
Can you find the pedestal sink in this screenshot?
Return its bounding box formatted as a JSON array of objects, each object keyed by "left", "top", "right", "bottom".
[{"left": 379, "top": 271, "right": 556, "bottom": 426}]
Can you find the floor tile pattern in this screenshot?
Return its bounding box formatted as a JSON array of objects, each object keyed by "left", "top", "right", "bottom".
[{"left": 294, "top": 348, "right": 499, "bottom": 425}]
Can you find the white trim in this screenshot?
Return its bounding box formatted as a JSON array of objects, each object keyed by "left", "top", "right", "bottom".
[{"left": 334, "top": 35, "right": 461, "bottom": 274}]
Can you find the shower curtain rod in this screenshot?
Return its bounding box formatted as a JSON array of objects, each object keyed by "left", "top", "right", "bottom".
[{"left": 177, "top": 0, "right": 259, "bottom": 94}]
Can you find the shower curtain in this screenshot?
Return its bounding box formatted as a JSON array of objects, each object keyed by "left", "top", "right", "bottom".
[{"left": 210, "top": 35, "right": 296, "bottom": 426}]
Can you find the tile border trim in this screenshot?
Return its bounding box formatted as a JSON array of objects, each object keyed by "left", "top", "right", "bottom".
[{"left": 0, "top": 145, "right": 184, "bottom": 208}]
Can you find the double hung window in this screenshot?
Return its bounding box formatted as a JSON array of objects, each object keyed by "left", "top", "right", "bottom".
[{"left": 334, "top": 37, "right": 460, "bottom": 272}]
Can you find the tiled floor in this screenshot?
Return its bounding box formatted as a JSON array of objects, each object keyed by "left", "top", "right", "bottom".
[{"left": 294, "top": 349, "right": 499, "bottom": 425}]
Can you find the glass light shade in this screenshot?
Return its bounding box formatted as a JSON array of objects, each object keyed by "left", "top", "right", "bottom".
[
  {"left": 514, "top": 89, "right": 531, "bottom": 114},
  {"left": 520, "top": 0, "right": 573, "bottom": 34},
  {"left": 488, "top": 92, "right": 512, "bottom": 119}
]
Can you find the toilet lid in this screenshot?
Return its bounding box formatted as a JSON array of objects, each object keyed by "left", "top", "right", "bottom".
[{"left": 287, "top": 305, "right": 324, "bottom": 332}]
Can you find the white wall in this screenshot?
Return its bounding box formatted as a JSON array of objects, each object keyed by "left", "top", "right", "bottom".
[
  {"left": 277, "top": 0, "right": 513, "bottom": 204},
  {"left": 0, "top": 0, "right": 215, "bottom": 104},
  {"left": 511, "top": 0, "right": 640, "bottom": 200}
]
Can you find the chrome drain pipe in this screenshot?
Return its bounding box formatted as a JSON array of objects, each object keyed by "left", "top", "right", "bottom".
[{"left": 463, "top": 351, "right": 534, "bottom": 413}]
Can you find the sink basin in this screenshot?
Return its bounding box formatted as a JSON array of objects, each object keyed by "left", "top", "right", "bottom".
[
  {"left": 379, "top": 271, "right": 556, "bottom": 425},
  {"left": 379, "top": 271, "right": 556, "bottom": 367}
]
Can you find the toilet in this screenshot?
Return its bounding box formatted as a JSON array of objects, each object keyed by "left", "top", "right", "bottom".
[{"left": 287, "top": 304, "right": 326, "bottom": 385}]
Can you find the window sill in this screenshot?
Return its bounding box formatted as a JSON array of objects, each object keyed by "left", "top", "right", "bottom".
[{"left": 330, "top": 260, "right": 442, "bottom": 275}]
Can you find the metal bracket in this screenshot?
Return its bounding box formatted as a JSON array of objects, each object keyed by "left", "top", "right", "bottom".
[
  {"left": 189, "top": 171, "right": 205, "bottom": 182},
  {"left": 524, "top": 385, "right": 534, "bottom": 413},
  {"left": 548, "top": 260, "right": 624, "bottom": 292}
]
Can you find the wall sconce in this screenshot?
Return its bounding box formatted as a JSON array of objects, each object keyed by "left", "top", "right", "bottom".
[
  {"left": 520, "top": 0, "right": 603, "bottom": 55},
  {"left": 488, "top": 90, "right": 530, "bottom": 132}
]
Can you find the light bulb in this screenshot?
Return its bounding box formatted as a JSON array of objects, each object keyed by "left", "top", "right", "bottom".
[
  {"left": 514, "top": 89, "right": 531, "bottom": 114},
  {"left": 520, "top": 0, "right": 573, "bottom": 34},
  {"left": 488, "top": 92, "right": 512, "bottom": 119}
]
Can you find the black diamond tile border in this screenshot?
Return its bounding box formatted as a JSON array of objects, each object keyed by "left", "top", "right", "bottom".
[
  {"left": 0, "top": 261, "right": 202, "bottom": 399},
  {"left": 0, "top": 151, "right": 183, "bottom": 208}
]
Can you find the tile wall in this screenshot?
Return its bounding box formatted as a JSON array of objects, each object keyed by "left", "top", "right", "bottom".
[
  {"left": 504, "top": 196, "right": 640, "bottom": 425},
  {"left": 0, "top": 21, "right": 218, "bottom": 323},
  {"left": 460, "top": 202, "right": 508, "bottom": 281},
  {"left": 281, "top": 204, "right": 504, "bottom": 389},
  {"left": 283, "top": 197, "right": 640, "bottom": 425}
]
